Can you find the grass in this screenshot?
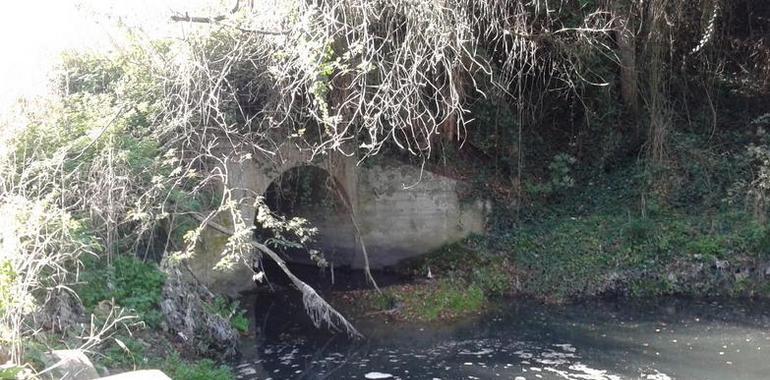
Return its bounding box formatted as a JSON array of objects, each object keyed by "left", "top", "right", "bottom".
[
  {"left": 19, "top": 323, "right": 236, "bottom": 380},
  {"left": 395, "top": 280, "right": 486, "bottom": 321},
  {"left": 360, "top": 236, "right": 513, "bottom": 321},
  {"left": 159, "top": 353, "right": 234, "bottom": 380},
  {"left": 350, "top": 279, "right": 487, "bottom": 322},
  {"left": 342, "top": 158, "right": 770, "bottom": 323},
  {"left": 100, "top": 338, "right": 235, "bottom": 380},
  {"left": 482, "top": 158, "right": 770, "bottom": 301},
  {"left": 414, "top": 281, "right": 485, "bottom": 321},
  {"left": 380, "top": 158, "right": 770, "bottom": 310},
  {"left": 505, "top": 204, "right": 770, "bottom": 300},
  {"left": 343, "top": 238, "right": 516, "bottom": 322}
]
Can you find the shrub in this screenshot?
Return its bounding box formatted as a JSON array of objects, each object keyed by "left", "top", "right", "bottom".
[
  {"left": 160, "top": 353, "right": 233, "bottom": 380},
  {"left": 97, "top": 336, "right": 146, "bottom": 369},
  {"left": 0, "top": 196, "right": 98, "bottom": 362},
  {"left": 78, "top": 255, "right": 166, "bottom": 327},
  {"left": 205, "top": 297, "right": 249, "bottom": 334}
]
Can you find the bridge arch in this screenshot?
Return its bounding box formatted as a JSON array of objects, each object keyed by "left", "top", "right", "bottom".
[
  {"left": 190, "top": 145, "right": 485, "bottom": 297},
  {"left": 257, "top": 164, "right": 359, "bottom": 268},
  {"left": 188, "top": 147, "right": 360, "bottom": 296}
]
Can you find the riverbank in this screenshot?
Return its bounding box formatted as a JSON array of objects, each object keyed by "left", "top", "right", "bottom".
[
  {"left": 331, "top": 161, "right": 770, "bottom": 322},
  {"left": 342, "top": 219, "right": 770, "bottom": 324}
]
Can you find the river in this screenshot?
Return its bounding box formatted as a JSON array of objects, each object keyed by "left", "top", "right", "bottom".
[{"left": 235, "top": 294, "right": 770, "bottom": 380}]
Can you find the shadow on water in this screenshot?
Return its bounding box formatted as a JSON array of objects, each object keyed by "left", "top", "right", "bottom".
[{"left": 235, "top": 268, "right": 770, "bottom": 380}]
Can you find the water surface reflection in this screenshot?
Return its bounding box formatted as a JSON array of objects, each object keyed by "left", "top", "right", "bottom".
[{"left": 237, "top": 297, "right": 770, "bottom": 379}]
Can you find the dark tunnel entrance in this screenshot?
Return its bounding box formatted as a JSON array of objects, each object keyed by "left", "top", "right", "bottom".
[{"left": 255, "top": 166, "right": 359, "bottom": 289}]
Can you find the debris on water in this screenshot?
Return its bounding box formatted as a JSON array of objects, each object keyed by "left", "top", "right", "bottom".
[{"left": 459, "top": 348, "right": 494, "bottom": 355}]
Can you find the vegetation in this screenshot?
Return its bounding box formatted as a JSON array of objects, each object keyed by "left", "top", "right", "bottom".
[
  {"left": 345, "top": 236, "right": 515, "bottom": 321},
  {"left": 0, "top": 0, "right": 768, "bottom": 377},
  {"left": 360, "top": 279, "right": 487, "bottom": 322},
  {"left": 205, "top": 296, "right": 249, "bottom": 334},
  {"left": 78, "top": 255, "right": 166, "bottom": 327},
  {"left": 159, "top": 354, "right": 234, "bottom": 380}
]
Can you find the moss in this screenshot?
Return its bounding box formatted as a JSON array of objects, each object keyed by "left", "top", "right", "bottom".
[
  {"left": 386, "top": 236, "right": 514, "bottom": 320},
  {"left": 343, "top": 278, "right": 488, "bottom": 322},
  {"left": 390, "top": 280, "right": 486, "bottom": 321}
]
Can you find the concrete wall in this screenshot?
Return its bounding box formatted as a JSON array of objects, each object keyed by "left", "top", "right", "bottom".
[
  {"left": 319, "top": 163, "right": 486, "bottom": 269},
  {"left": 189, "top": 151, "right": 488, "bottom": 296}
]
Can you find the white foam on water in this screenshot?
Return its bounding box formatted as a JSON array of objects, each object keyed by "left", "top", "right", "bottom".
[
  {"left": 365, "top": 372, "right": 394, "bottom": 379},
  {"left": 641, "top": 370, "right": 673, "bottom": 380},
  {"left": 459, "top": 348, "right": 494, "bottom": 355},
  {"left": 554, "top": 344, "right": 577, "bottom": 353}
]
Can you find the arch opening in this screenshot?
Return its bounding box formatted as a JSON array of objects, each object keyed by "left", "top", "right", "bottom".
[{"left": 256, "top": 165, "right": 358, "bottom": 270}]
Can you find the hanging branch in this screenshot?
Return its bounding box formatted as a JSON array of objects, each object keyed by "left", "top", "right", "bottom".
[
  {"left": 253, "top": 241, "right": 362, "bottom": 339},
  {"left": 329, "top": 181, "right": 381, "bottom": 294},
  {"left": 191, "top": 212, "right": 362, "bottom": 338},
  {"left": 169, "top": 0, "right": 286, "bottom": 35}
]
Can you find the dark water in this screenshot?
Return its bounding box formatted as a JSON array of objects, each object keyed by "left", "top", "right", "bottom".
[{"left": 235, "top": 295, "right": 770, "bottom": 380}]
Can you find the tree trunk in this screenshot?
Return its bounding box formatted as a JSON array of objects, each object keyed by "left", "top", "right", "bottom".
[{"left": 614, "top": 7, "right": 639, "bottom": 116}]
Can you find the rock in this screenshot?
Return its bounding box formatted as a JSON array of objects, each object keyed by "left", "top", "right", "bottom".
[
  {"left": 42, "top": 350, "right": 99, "bottom": 380},
  {"left": 95, "top": 369, "right": 171, "bottom": 380}
]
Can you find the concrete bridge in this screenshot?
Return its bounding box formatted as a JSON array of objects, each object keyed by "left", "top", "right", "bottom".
[{"left": 189, "top": 145, "right": 488, "bottom": 296}]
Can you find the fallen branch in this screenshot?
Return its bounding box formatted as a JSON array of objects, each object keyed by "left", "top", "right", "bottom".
[
  {"left": 253, "top": 241, "right": 362, "bottom": 339},
  {"left": 170, "top": 14, "right": 286, "bottom": 35},
  {"left": 191, "top": 212, "right": 362, "bottom": 338},
  {"left": 170, "top": 14, "right": 226, "bottom": 23}
]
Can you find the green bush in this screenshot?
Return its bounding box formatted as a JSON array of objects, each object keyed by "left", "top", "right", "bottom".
[
  {"left": 686, "top": 236, "right": 726, "bottom": 258},
  {"left": 160, "top": 353, "right": 234, "bottom": 380},
  {"left": 624, "top": 217, "right": 655, "bottom": 243},
  {"left": 78, "top": 255, "right": 166, "bottom": 326},
  {"left": 0, "top": 365, "right": 25, "bottom": 379},
  {"left": 205, "top": 296, "right": 249, "bottom": 334},
  {"left": 97, "top": 336, "right": 146, "bottom": 369}
]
